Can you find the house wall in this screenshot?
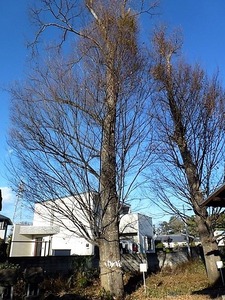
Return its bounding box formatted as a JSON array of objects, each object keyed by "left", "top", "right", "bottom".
[
  {"left": 119, "top": 213, "right": 154, "bottom": 253},
  {"left": 138, "top": 214, "right": 154, "bottom": 252},
  {"left": 10, "top": 195, "right": 154, "bottom": 257},
  {"left": 33, "top": 196, "right": 95, "bottom": 256},
  {"left": 119, "top": 213, "right": 139, "bottom": 234},
  {"left": 10, "top": 225, "right": 34, "bottom": 257},
  {"left": 49, "top": 228, "right": 94, "bottom": 256},
  {"left": 0, "top": 229, "right": 5, "bottom": 240},
  {"left": 10, "top": 225, "right": 95, "bottom": 257},
  {"left": 0, "top": 221, "right": 9, "bottom": 241},
  {"left": 10, "top": 194, "right": 96, "bottom": 257}
]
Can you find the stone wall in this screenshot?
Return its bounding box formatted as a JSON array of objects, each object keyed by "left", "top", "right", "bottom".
[{"left": 6, "top": 247, "right": 203, "bottom": 276}]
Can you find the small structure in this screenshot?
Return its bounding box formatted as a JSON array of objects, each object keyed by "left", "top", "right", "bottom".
[
  {"left": 201, "top": 184, "right": 225, "bottom": 249},
  {"left": 0, "top": 189, "right": 13, "bottom": 262},
  {"left": 0, "top": 189, "right": 13, "bottom": 243},
  {"left": 201, "top": 183, "right": 225, "bottom": 207},
  {"left": 0, "top": 215, "right": 13, "bottom": 242},
  {"left": 0, "top": 190, "right": 16, "bottom": 299}
]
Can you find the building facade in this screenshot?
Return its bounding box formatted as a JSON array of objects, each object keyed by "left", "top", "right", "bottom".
[{"left": 10, "top": 194, "right": 154, "bottom": 257}]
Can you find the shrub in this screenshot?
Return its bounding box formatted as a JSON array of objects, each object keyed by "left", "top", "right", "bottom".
[{"left": 70, "top": 256, "right": 99, "bottom": 288}]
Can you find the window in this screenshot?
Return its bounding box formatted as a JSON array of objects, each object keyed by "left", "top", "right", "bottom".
[
  {"left": 0, "top": 222, "right": 5, "bottom": 230},
  {"left": 144, "top": 236, "right": 154, "bottom": 251},
  {"left": 34, "top": 237, "right": 43, "bottom": 256},
  {"left": 52, "top": 249, "right": 71, "bottom": 256}
]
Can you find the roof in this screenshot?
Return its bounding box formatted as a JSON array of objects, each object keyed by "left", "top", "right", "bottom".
[
  {"left": 155, "top": 234, "right": 190, "bottom": 243},
  {"left": 201, "top": 183, "right": 225, "bottom": 207},
  {"left": 0, "top": 214, "right": 13, "bottom": 225},
  {"left": 19, "top": 225, "right": 60, "bottom": 237}
]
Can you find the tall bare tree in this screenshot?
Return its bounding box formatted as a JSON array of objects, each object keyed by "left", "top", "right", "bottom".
[
  {"left": 8, "top": 1, "right": 155, "bottom": 297},
  {"left": 149, "top": 27, "right": 225, "bottom": 284}
]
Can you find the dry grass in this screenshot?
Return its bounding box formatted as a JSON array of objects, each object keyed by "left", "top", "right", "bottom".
[{"left": 125, "top": 260, "right": 224, "bottom": 300}]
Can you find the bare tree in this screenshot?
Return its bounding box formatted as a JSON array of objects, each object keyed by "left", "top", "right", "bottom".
[
  {"left": 8, "top": 1, "right": 156, "bottom": 297},
  {"left": 148, "top": 27, "right": 225, "bottom": 285}
]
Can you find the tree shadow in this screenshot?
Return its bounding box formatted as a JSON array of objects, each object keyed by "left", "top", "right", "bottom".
[
  {"left": 44, "top": 294, "right": 92, "bottom": 299},
  {"left": 124, "top": 273, "right": 143, "bottom": 295},
  {"left": 192, "top": 279, "right": 225, "bottom": 299}
]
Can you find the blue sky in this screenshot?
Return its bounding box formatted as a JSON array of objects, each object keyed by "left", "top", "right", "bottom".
[
  {"left": 0, "top": 0, "right": 30, "bottom": 220},
  {"left": 1, "top": 0, "right": 225, "bottom": 222}
]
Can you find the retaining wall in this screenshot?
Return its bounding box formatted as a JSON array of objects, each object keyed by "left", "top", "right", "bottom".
[{"left": 6, "top": 247, "right": 203, "bottom": 276}]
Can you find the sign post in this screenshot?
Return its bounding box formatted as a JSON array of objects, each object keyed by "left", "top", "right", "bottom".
[
  {"left": 216, "top": 261, "right": 224, "bottom": 286},
  {"left": 140, "top": 263, "right": 148, "bottom": 294}
]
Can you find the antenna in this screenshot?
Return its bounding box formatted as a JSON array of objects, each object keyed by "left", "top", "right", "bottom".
[{"left": 13, "top": 181, "right": 24, "bottom": 224}]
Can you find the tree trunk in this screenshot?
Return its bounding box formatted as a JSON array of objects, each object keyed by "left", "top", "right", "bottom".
[
  {"left": 99, "top": 125, "right": 124, "bottom": 299},
  {"left": 197, "top": 216, "right": 220, "bottom": 285},
  {"left": 98, "top": 64, "right": 124, "bottom": 298},
  {"left": 99, "top": 222, "right": 124, "bottom": 298}
]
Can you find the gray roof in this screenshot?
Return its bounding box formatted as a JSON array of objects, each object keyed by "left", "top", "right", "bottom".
[
  {"left": 201, "top": 183, "right": 225, "bottom": 207},
  {"left": 0, "top": 214, "right": 13, "bottom": 225},
  {"left": 156, "top": 234, "right": 191, "bottom": 243}
]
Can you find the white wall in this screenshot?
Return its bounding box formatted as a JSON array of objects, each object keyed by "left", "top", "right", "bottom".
[
  {"left": 50, "top": 227, "right": 94, "bottom": 255},
  {"left": 22, "top": 194, "right": 95, "bottom": 256},
  {"left": 119, "top": 213, "right": 154, "bottom": 253},
  {"left": 10, "top": 194, "right": 154, "bottom": 256},
  {"left": 10, "top": 225, "right": 35, "bottom": 257},
  {"left": 0, "top": 229, "right": 5, "bottom": 240},
  {"left": 120, "top": 213, "right": 139, "bottom": 234}
]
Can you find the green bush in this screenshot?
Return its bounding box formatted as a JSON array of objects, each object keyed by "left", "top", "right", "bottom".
[
  {"left": 0, "top": 262, "right": 20, "bottom": 270},
  {"left": 63, "top": 256, "right": 99, "bottom": 289}
]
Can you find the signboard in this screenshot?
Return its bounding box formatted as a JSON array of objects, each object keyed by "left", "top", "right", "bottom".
[
  {"left": 216, "top": 260, "right": 224, "bottom": 286},
  {"left": 140, "top": 263, "right": 147, "bottom": 273},
  {"left": 216, "top": 261, "right": 224, "bottom": 269}
]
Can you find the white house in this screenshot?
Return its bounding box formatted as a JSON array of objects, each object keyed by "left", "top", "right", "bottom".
[
  {"left": 0, "top": 214, "right": 12, "bottom": 242},
  {"left": 119, "top": 213, "right": 154, "bottom": 253},
  {"left": 10, "top": 193, "right": 154, "bottom": 257}
]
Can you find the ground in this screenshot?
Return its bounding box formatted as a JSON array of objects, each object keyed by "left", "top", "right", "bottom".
[{"left": 124, "top": 260, "right": 225, "bottom": 299}]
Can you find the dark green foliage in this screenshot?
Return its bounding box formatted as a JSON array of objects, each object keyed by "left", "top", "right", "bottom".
[{"left": 70, "top": 256, "right": 99, "bottom": 288}]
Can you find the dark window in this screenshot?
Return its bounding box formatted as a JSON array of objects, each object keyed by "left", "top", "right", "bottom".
[
  {"left": 34, "top": 237, "right": 43, "bottom": 256},
  {"left": 0, "top": 222, "right": 5, "bottom": 230},
  {"left": 52, "top": 249, "right": 71, "bottom": 256}
]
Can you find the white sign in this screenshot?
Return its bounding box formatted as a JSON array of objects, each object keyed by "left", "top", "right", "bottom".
[
  {"left": 216, "top": 261, "right": 224, "bottom": 269},
  {"left": 140, "top": 263, "right": 147, "bottom": 272}
]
